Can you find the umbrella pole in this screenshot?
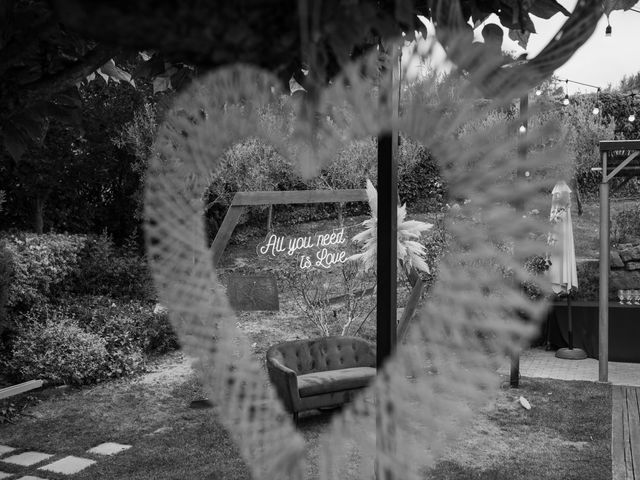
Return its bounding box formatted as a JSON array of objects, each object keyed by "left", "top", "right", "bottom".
[
  {"left": 567, "top": 294, "right": 573, "bottom": 349},
  {"left": 556, "top": 291, "right": 587, "bottom": 360}
]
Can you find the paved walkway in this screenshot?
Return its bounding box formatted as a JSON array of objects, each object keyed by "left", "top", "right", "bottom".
[
  {"left": 499, "top": 347, "right": 640, "bottom": 386},
  {"left": 0, "top": 442, "right": 131, "bottom": 479}
]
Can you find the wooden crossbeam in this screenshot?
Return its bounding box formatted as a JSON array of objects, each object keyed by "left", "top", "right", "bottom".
[
  {"left": 231, "top": 189, "right": 367, "bottom": 206},
  {"left": 211, "top": 189, "right": 369, "bottom": 267},
  {"left": 600, "top": 140, "right": 640, "bottom": 152},
  {"left": 606, "top": 151, "right": 640, "bottom": 183},
  {"left": 0, "top": 380, "right": 44, "bottom": 400}
]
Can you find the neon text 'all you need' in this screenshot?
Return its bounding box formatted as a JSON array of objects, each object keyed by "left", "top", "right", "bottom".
[{"left": 256, "top": 228, "right": 348, "bottom": 269}]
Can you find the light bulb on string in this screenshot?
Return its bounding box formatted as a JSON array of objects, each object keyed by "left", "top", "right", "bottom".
[
  {"left": 535, "top": 89, "right": 542, "bottom": 96},
  {"left": 593, "top": 87, "right": 601, "bottom": 116},
  {"left": 563, "top": 95, "right": 570, "bottom": 106},
  {"left": 519, "top": 124, "right": 527, "bottom": 134},
  {"left": 606, "top": 23, "right": 612, "bottom": 37},
  {"left": 629, "top": 113, "right": 636, "bottom": 122},
  {"left": 563, "top": 79, "right": 569, "bottom": 105}
]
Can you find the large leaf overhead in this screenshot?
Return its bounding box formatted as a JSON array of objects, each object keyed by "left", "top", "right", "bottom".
[
  {"left": 0, "top": 0, "right": 612, "bottom": 162},
  {"left": 603, "top": 0, "right": 639, "bottom": 15}
]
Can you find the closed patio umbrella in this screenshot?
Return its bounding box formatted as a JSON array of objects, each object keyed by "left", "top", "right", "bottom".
[{"left": 548, "top": 180, "right": 586, "bottom": 360}]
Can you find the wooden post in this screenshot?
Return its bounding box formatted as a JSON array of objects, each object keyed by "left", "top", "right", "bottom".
[
  {"left": 599, "top": 166, "right": 609, "bottom": 382},
  {"left": 510, "top": 92, "right": 528, "bottom": 388},
  {"left": 377, "top": 131, "right": 397, "bottom": 367},
  {"left": 376, "top": 46, "right": 399, "bottom": 368}
]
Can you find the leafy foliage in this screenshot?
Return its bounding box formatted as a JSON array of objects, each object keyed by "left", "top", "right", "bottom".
[
  {"left": 73, "top": 234, "right": 155, "bottom": 300},
  {"left": 398, "top": 139, "right": 445, "bottom": 212},
  {"left": 0, "top": 241, "right": 14, "bottom": 335},
  {"left": 612, "top": 204, "right": 640, "bottom": 245},
  {"left": 0, "top": 69, "right": 164, "bottom": 242},
  {"left": 2, "top": 233, "right": 86, "bottom": 311},
  {"left": 558, "top": 98, "right": 616, "bottom": 195},
  {"left": 9, "top": 318, "right": 111, "bottom": 385},
  {"left": 5, "top": 296, "right": 178, "bottom": 385},
  {"left": 2, "top": 232, "right": 155, "bottom": 315}
]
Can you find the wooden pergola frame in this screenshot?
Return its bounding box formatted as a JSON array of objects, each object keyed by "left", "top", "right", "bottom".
[
  {"left": 598, "top": 140, "right": 640, "bottom": 382},
  {"left": 211, "top": 189, "right": 368, "bottom": 266},
  {"left": 210, "top": 188, "right": 424, "bottom": 362}
]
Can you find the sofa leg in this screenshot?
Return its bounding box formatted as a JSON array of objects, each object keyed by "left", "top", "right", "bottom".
[{"left": 292, "top": 412, "right": 298, "bottom": 424}]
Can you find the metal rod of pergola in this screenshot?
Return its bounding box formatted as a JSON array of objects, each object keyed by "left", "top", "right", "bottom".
[{"left": 598, "top": 139, "right": 640, "bottom": 382}]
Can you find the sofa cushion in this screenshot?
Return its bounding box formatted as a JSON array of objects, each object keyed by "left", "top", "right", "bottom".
[
  {"left": 297, "top": 367, "right": 376, "bottom": 397},
  {"left": 267, "top": 336, "right": 376, "bottom": 375}
]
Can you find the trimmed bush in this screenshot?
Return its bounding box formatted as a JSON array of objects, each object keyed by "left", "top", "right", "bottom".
[
  {"left": 0, "top": 241, "right": 13, "bottom": 334},
  {"left": 1, "top": 233, "right": 155, "bottom": 313},
  {"left": 9, "top": 319, "right": 110, "bottom": 385},
  {"left": 4, "top": 296, "right": 173, "bottom": 385},
  {"left": 64, "top": 296, "right": 179, "bottom": 355},
  {"left": 2, "top": 233, "right": 86, "bottom": 311}
]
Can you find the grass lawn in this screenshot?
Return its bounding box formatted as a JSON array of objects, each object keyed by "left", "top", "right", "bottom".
[
  {"left": 426, "top": 377, "right": 611, "bottom": 480},
  {"left": 1, "top": 352, "right": 611, "bottom": 480},
  {"left": 0, "top": 353, "right": 250, "bottom": 480}
]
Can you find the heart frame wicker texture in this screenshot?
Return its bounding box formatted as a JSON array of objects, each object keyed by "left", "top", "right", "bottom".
[{"left": 144, "top": 40, "right": 567, "bottom": 479}]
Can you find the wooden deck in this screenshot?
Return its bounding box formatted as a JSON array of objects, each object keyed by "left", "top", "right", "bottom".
[{"left": 613, "top": 386, "right": 640, "bottom": 479}]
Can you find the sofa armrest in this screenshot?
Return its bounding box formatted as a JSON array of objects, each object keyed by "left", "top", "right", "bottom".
[{"left": 266, "top": 355, "right": 301, "bottom": 413}]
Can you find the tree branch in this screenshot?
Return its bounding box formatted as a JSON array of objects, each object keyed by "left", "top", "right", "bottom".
[{"left": 22, "top": 44, "right": 116, "bottom": 108}]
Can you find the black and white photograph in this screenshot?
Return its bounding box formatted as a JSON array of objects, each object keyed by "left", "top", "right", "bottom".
[{"left": 0, "top": 1, "right": 639, "bottom": 479}]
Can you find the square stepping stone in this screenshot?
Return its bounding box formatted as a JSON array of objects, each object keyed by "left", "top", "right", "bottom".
[
  {"left": 87, "top": 442, "right": 131, "bottom": 456},
  {"left": 2, "top": 452, "right": 53, "bottom": 467},
  {"left": 0, "top": 446, "right": 15, "bottom": 457},
  {"left": 17, "top": 477, "right": 49, "bottom": 480},
  {"left": 39, "top": 456, "right": 95, "bottom": 475},
  {"left": 0, "top": 471, "right": 13, "bottom": 479}
]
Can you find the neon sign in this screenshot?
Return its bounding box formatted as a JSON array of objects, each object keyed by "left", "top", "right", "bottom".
[{"left": 256, "top": 228, "right": 349, "bottom": 269}]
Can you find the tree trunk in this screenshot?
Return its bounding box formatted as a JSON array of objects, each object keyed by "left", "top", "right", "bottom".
[
  {"left": 573, "top": 176, "right": 583, "bottom": 216},
  {"left": 34, "top": 196, "right": 45, "bottom": 234}
]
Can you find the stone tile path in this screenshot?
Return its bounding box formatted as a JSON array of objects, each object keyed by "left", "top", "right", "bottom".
[
  {"left": 499, "top": 348, "right": 640, "bottom": 386},
  {"left": 0, "top": 442, "right": 131, "bottom": 479},
  {"left": 87, "top": 442, "right": 131, "bottom": 456},
  {"left": 2, "top": 452, "right": 53, "bottom": 467},
  {"left": 39, "top": 456, "right": 96, "bottom": 475}
]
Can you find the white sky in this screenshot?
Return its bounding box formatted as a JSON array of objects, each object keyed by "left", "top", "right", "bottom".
[
  {"left": 491, "top": 0, "right": 640, "bottom": 91},
  {"left": 416, "top": 1, "right": 640, "bottom": 91}
]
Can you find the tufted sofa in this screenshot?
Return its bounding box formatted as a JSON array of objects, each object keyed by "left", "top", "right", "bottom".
[{"left": 266, "top": 336, "right": 376, "bottom": 421}]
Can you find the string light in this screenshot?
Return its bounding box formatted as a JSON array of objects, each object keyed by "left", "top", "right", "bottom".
[
  {"left": 593, "top": 87, "right": 601, "bottom": 115},
  {"left": 562, "top": 79, "right": 570, "bottom": 105},
  {"left": 605, "top": 23, "right": 612, "bottom": 36},
  {"left": 535, "top": 89, "right": 542, "bottom": 96},
  {"left": 628, "top": 93, "right": 636, "bottom": 122},
  {"left": 519, "top": 124, "right": 527, "bottom": 133}
]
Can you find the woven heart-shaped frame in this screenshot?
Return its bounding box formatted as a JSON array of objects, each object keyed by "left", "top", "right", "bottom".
[{"left": 144, "top": 45, "right": 560, "bottom": 479}]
